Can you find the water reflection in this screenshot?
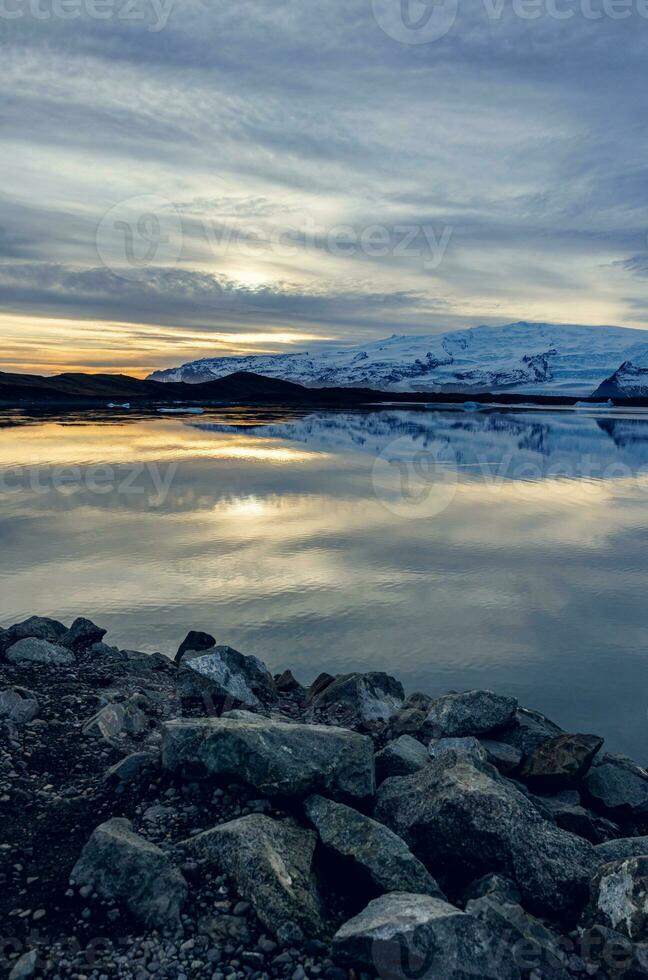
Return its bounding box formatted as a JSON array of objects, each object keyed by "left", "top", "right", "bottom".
[{"left": 1, "top": 406, "right": 648, "bottom": 758}]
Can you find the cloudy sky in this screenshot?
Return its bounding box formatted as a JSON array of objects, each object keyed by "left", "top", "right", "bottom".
[{"left": 2, "top": 0, "right": 648, "bottom": 375}]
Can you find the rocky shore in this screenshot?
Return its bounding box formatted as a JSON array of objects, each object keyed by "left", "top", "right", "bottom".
[{"left": 2, "top": 618, "right": 648, "bottom": 978}]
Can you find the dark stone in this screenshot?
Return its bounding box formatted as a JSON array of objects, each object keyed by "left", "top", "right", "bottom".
[
  {"left": 375, "top": 749, "right": 595, "bottom": 923},
  {"left": 178, "top": 645, "right": 276, "bottom": 710},
  {"left": 70, "top": 818, "right": 187, "bottom": 931},
  {"left": 62, "top": 617, "right": 107, "bottom": 651},
  {"left": 579, "top": 924, "right": 648, "bottom": 978},
  {"left": 183, "top": 815, "right": 323, "bottom": 941},
  {"left": 6, "top": 638, "right": 75, "bottom": 666},
  {"left": 465, "top": 896, "right": 575, "bottom": 978},
  {"left": 480, "top": 739, "right": 523, "bottom": 775},
  {"left": 162, "top": 716, "right": 375, "bottom": 801},
  {"left": 584, "top": 755, "right": 648, "bottom": 818},
  {"left": 496, "top": 707, "right": 564, "bottom": 758},
  {"left": 274, "top": 669, "right": 303, "bottom": 694},
  {"left": 520, "top": 733, "right": 604, "bottom": 789},
  {"left": 463, "top": 872, "right": 521, "bottom": 905},
  {"left": 596, "top": 838, "right": 648, "bottom": 864},
  {"left": 332, "top": 892, "right": 521, "bottom": 978},
  {"left": 0, "top": 616, "right": 67, "bottom": 655},
  {"left": 304, "top": 794, "right": 443, "bottom": 897},
  {"left": 375, "top": 734, "right": 428, "bottom": 783},
  {"left": 305, "top": 672, "right": 336, "bottom": 704},
  {"left": 174, "top": 630, "right": 215, "bottom": 664},
  {"left": 307, "top": 671, "right": 404, "bottom": 731},
  {"left": 423, "top": 690, "right": 518, "bottom": 739}
]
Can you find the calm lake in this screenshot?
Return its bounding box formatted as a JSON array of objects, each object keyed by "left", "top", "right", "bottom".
[{"left": 2, "top": 404, "right": 648, "bottom": 759}]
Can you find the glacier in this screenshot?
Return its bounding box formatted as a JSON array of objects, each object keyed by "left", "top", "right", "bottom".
[{"left": 149, "top": 321, "right": 648, "bottom": 396}]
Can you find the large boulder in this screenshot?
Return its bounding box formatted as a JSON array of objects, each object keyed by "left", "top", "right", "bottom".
[
  {"left": 70, "top": 818, "right": 187, "bottom": 931},
  {"left": 423, "top": 690, "right": 518, "bottom": 739},
  {"left": 375, "top": 749, "right": 595, "bottom": 922},
  {"left": 306, "top": 671, "right": 404, "bottom": 731},
  {"left": 538, "top": 790, "right": 618, "bottom": 844},
  {"left": 174, "top": 630, "right": 215, "bottom": 664},
  {"left": 583, "top": 755, "right": 648, "bottom": 818},
  {"left": 0, "top": 616, "right": 67, "bottom": 655},
  {"left": 428, "top": 735, "right": 487, "bottom": 764},
  {"left": 61, "top": 617, "right": 107, "bottom": 651},
  {"left": 466, "top": 896, "right": 575, "bottom": 979},
  {"left": 375, "top": 734, "right": 428, "bottom": 783},
  {"left": 332, "top": 892, "right": 521, "bottom": 978},
  {"left": 304, "top": 794, "right": 443, "bottom": 897},
  {"left": 586, "top": 856, "right": 648, "bottom": 941},
  {"left": 161, "top": 716, "right": 375, "bottom": 801},
  {"left": 178, "top": 645, "right": 276, "bottom": 710},
  {"left": 519, "top": 733, "right": 604, "bottom": 790},
  {"left": 183, "top": 815, "right": 322, "bottom": 943},
  {"left": 5, "top": 638, "right": 75, "bottom": 666}
]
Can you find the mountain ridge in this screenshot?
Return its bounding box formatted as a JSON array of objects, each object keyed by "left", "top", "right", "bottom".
[{"left": 148, "top": 321, "right": 648, "bottom": 396}]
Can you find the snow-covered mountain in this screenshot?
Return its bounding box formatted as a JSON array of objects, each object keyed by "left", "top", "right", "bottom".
[
  {"left": 593, "top": 350, "right": 648, "bottom": 398},
  {"left": 149, "top": 322, "right": 648, "bottom": 396}
]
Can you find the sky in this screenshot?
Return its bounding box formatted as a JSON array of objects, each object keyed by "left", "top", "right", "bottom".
[{"left": 2, "top": 0, "right": 648, "bottom": 376}]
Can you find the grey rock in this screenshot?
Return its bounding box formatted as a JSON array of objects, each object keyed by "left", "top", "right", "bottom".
[
  {"left": 387, "top": 706, "right": 428, "bottom": 738},
  {"left": 520, "top": 733, "right": 604, "bottom": 789},
  {"left": 105, "top": 751, "right": 158, "bottom": 785},
  {"left": 62, "top": 616, "right": 107, "bottom": 651},
  {"left": 174, "top": 630, "right": 215, "bottom": 664},
  {"left": 496, "top": 707, "right": 564, "bottom": 757},
  {"left": 70, "top": 818, "right": 187, "bottom": 931},
  {"left": 304, "top": 794, "right": 443, "bottom": 897},
  {"left": 0, "top": 688, "right": 39, "bottom": 724},
  {"left": 0, "top": 616, "right": 67, "bottom": 655},
  {"left": 307, "top": 671, "right": 404, "bottom": 731},
  {"left": 83, "top": 700, "right": 150, "bottom": 742},
  {"left": 183, "top": 815, "right": 322, "bottom": 941},
  {"left": 178, "top": 645, "right": 275, "bottom": 709},
  {"left": 274, "top": 669, "right": 303, "bottom": 694},
  {"left": 428, "top": 736, "right": 487, "bottom": 764},
  {"left": 161, "top": 716, "right": 375, "bottom": 801},
  {"left": 305, "top": 672, "right": 335, "bottom": 705},
  {"left": 375, "top": 734, "right": 428, "bottom": 783},
  {"left": 375, "top": 750, "right": 595, "bottom": 922},
  {"left": 464, "top": 872, "right": 521, "bottom": 905},
  {"left": 596, "top": 838, "right": 648, "bottom": 864},
  {"left": 539, "top": 791, "right": 616, "bottom": 843},
  {"left": 587, "top": 856, "right": 648, "bottom": 940},
  {"left": 5, "top": 637, "right": 75, "bottom": 666},
  {"left": 480, "top": 739, "right": 523, "bottom": 775},
  {"left": 584, "top": 755, "right": 648, "bottom": 817},
  {"left": 423, "top": 689, "right": 518, "bottom": 738},
  {"left": 332, "top": 892, "right": 521, "bottom": 978},
  {"left": 8, "top": 949, "right": 39, "bottom": 980},
  {"left": 466, "top": 896, "right": 573, "bottom": 979}
]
